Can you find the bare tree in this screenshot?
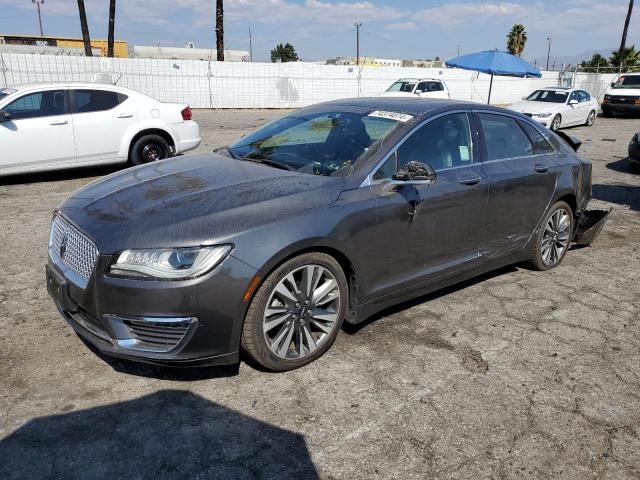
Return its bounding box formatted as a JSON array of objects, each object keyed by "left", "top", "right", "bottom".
[
  {"left": 216, "top": 0, "right": 224, "bottom": 61},
  {"left": 107, "top": 0, "right": 116, "bottom": 57},
  {"left": 77, "top": 0, "right": 92, "bottom": 56},
  {"left": 618, "top": 0, "right": 635, "bottom": 70}
]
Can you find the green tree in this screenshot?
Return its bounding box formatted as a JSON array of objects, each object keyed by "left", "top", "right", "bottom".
[
  {"left": 610, "top": 45, "right": 640, "bottom": 69},
  {"left": 271, "top": 43, "right": 299, "bottom": 63},
  {"left": 580, "top": 53, "right": 609, "bottom": 73},
  {"left": 506, "top": 24, "right": 527, "bottom": 57}
]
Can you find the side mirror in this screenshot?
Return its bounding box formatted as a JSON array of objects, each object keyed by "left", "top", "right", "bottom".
[
  {"left": 392, "top": 160, "right": 437, "bottom": 184},
  {"left": 569, "top": 99, "right": 578, "bottom": 105},
  {"left": 0, "top": 110, "right": 11, "bottom": 122}
]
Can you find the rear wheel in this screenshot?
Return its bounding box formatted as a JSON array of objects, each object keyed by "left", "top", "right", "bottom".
[
  {"left": 585, "top": 110, "right": 596, "bottom": 126},
  {"left": 550, "top": 114, "right": 562, "bottom": 131},
  {"left": 528, "top": 201, "right": 574, "bottom": 271},
  {"left": 241, "top": 252, "right": 348, "bottom": 371},
  {"left": 130, "top": 134, "right": 170, "bottom": 166}
]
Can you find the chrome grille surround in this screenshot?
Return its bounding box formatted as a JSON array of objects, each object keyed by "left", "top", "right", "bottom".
[{"left": 49, "top": 214, "right": 99, "bottom": 287}]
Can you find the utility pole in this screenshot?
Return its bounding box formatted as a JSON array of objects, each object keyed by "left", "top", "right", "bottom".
[
  {"left": 248, "top": 26, "right": 252, "bottom": 62},
  {"left": 32, "top": 0, "right": 44, "bottom": 36},
  {"left": 354, "top": 22, "right": 362, "bottom": 66},
  {"left": 546, "top": 37, "right": 551, "bottom": 71},
  {"left": 215, "top": 0, "right": 224, "bottom": 61},
  {"left": 618, "top": 0, "right": 634, "bottom": 73}
]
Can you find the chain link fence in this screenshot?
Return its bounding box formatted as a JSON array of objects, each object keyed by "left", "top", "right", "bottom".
[{"left": 1, "top": 52, "right": 624, "bottom": 108}]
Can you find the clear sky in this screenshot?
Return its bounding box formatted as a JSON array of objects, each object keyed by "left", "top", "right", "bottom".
[{"left": 0, "top": 0, "right": 637, "bottom": 62}]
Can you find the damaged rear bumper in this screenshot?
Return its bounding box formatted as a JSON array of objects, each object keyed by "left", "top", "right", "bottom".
[{"left": 573, "top": 209, "right": 611, "bottom": 245}]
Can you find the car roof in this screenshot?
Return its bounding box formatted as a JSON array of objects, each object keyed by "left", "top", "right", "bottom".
[
  {"left": 303, "top": 97, "right": 498, "bottom": 117},
  {"left": 395, "top": 78, "right": 443, "bottom": 82},
  {"left": 6, "top": 82, "right": 131, "bottom": 92}
]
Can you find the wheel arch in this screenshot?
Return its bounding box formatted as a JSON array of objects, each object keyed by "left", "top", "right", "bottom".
[
  {"left": 127, "top": 128, "right": 176, "bottom": 162},
  {"left": 246, "top": 241, "right": 360, "bottom": 325}
]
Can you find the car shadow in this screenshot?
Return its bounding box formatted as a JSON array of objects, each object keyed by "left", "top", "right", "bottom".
[
  {"left": 77, "top": 334, "right": 240, "bottom": 380},
  {"left": 343, "top": 265, "right": 518, "bottom": 334},
  {"left": 0, "top": 164, "right": 122, "bottom": 186},
  {"left": 0, "top": 390, "right": 319, "bottom": 480},
  {"left": 606, "top": 157, "right": 639, "bottom": 174},
  {"left": 592, "top": 183, "right": 640, "bottom": 212}
]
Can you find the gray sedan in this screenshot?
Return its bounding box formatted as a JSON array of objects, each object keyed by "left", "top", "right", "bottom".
[{"left": 46, "top": 98, "right": 608, "bottom": 371}]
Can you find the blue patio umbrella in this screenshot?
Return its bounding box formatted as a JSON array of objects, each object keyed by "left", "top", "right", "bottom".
[{"left": 445, "top": 50, "right": 542, "bottom": 104}]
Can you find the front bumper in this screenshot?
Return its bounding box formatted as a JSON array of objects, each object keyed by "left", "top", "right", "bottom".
[
  {"left": 602, "top": 103, "right": 640, "bottom": 114},
  {"left": 46, "top": 252, "right": 256, "bottom": 366},
  {"left": 523, "top": 115, "right": 552, "bottom": 128}
]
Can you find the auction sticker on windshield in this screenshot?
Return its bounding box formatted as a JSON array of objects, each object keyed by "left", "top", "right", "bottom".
[{"left": 368, "top": 110, "right": 414, "bottom": 122}]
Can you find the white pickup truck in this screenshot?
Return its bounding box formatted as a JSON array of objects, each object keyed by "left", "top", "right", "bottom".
[{"left": 601, "top": 73, "right": 640, "bottom": 117}]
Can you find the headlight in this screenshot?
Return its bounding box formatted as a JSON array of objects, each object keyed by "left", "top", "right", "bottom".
[
  {"left": 533, "top": 112, "right": 553, "bottom": 118},
  {"left": 109, "top": 245, "right": 232, "bottom": 280}
]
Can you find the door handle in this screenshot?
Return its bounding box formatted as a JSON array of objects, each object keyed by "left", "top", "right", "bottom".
[
  {"left": 459, "top": 176, "right": 481, "bottom": 186},
  {"left": 534, "top": 164, "right": 549, "bottom": 173},
  {"left": 117, "top": 113, "right": 133, "bottom": 118},
  {"left": 49, "top": 120, "right": 68, "bottom": 125}
]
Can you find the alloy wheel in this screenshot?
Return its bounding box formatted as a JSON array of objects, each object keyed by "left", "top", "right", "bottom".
[
  {"left": 262, "top": 264, "right": 341, "bottom": 360},
  {"left": 541, "top": 208, "right": 571, "bottom": 266},
  {"left": 586, "top": 111, "right": 596, "bottom": 126},
  {"left": 551, "top": 115, "right": 561, "bottom": 131},
  {"left": 142, "top": 144, "right": 163, "bottom": 162}
]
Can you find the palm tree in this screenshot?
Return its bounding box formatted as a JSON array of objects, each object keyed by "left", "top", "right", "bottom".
[
  {"left": 107, "top": 0, "right": 116, "bottom": 57},
  {"left": 617, "top": 0, "right": 635, "bottom": 70},
  {"left": 506, "top": 24, "right": 527, "bottom": 57},
  {"left": 610, "top": 45, "right": 640, "bottom": 69},
  {"left": 215, "top": 0, "right": 224, "bottom": 61},
  {"left": 77, "top": 0, "right": 92, "bottom": 56}
]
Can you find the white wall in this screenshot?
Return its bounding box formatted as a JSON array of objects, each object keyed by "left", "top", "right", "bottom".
[{"left": 0, "top": 53, "right": 578, "bottom": 109}]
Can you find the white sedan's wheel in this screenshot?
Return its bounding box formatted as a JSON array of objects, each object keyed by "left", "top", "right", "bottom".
[{"left": 585, "top": 110, "right": 596, "bottom": 126}]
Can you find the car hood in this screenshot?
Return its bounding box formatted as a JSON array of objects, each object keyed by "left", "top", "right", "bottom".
[
  {"left": 607, "top": 88, "right": 640, "bottom": 97},
  {"left": 59, "top": 153, "right": 345, "bottom": 254},
  {"left": 508, "top": 100, "right": 560, "bottom": 114}
]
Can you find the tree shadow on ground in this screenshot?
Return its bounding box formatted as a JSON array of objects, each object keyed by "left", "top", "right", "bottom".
[
  {"left": 592, "top": 183, "right": 640, "bottom": 212},
  {"left": 0, "top": 390, "right": 318, "bottom": 480}
]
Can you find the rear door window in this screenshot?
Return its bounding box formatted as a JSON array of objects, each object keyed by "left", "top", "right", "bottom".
[
  {"left": 479, "top": 113, "right": 534, "bottom": 160},
  {"left": 72, "top": 89, "right": 127, "bottom": 113},
  {"left": 518, "top": 120, "right": 554, "bottom": 154},
  {"left": 4, "top": 90, "right": 68, "bottom": 119}
]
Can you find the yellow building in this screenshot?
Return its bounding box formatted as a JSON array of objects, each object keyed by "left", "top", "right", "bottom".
[{"left": 0, "top": 34, "right": 128, "bottom": 57}]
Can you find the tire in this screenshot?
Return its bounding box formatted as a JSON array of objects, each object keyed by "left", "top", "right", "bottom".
[
  {"left": 585, "top": 110, "right": 596, "bottom": 126},
  {"left": 129, "top": 134, "right": 170, "bottom": 166},
  {"left": 241, "top": 252, "right": 348, "bottom": 372},
  {"left": 528, "top": 201, "right": 574, "bottom": 271},
  {"left": 550, "top": 114, "right": 562, "bottom": 131}
]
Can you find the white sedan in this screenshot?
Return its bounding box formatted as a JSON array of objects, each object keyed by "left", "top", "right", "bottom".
[
  {"left": 0, "top": 82, "right": 201, "bottom": 176},
  {"left": 380, "top": 78, "right": 450, "bottom": 99},
  {"left": 508, "top": 87, "right": 598, "bottom": 131}
]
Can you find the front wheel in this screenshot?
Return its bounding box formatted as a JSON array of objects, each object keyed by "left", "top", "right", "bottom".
[
  {"left": 129, "top": 134, "right": 170, "bottom": 166},
  {"left": 528, "top": 201, "right": 574, "bottom": 271},
  {"left": 550, "top": 114, "right": 562, "bottom": 131},
  {"left": 241, "top": 253, "right": 348, "bottom": 371},
  {"left": 585, "top": 110, "right": 596, "bottom": 126}
]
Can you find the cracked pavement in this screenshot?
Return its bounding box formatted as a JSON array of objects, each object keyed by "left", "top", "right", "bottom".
[{"left": 0, "top": 110, "right": 639, "bottom": 479}]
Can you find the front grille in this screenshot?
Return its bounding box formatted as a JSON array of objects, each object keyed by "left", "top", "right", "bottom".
[
  {"left": 123, "top": 318, "right": 193, "bottom": 352},
  {"left": 609, "top": 95, "right": 639, "bottom": 104},
  {"left": 49, "top": 215, "right": 99, "bottom": 283}
]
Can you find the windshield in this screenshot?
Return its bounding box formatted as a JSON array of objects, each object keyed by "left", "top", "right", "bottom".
[
  {"left": 0, "top": 88, "right": 16, "bottom": 101},
  {"left": 612, "top": 76, "right": 640, "bottom": 89},
  {"left": 228, "top": 110, "right": 404, "bottom": 176},
  {"left": 525, "top": 90, "right": 569, "bottom": 103},
  {"left": 386, "top": 81, "right": 416, "bottom": 93}
]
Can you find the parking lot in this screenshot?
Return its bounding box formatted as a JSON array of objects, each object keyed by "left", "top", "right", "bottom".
[{"left": 1, "top": 110, "right": 639, "bottom": 479}]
